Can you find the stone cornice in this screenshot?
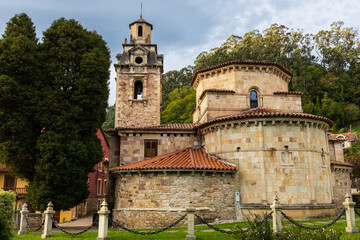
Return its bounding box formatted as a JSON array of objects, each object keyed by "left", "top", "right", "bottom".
[
  {"left": 192, "top": 61, "right": 293, "bottom": 88},
  {"left": 199, "top": 117, "right": 330, "bottom": 135}
]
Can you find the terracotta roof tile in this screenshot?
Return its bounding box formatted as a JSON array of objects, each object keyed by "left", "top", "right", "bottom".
[
  {"left": 110, "top": 147, "right": 238, "bottom": 172},
  {"left": 328, "top": 135, "right": 346, "bottom": 142},
  {"left": 330, "top": 132, "right": 358, "bottom": 141},
  {"left": 199, "top": 108, "right": 334, "bottom": 128},
  {"left": 199, "top": 89, "right": 235, "bottom": 100},
  {"left": 192, "top": 61, "right": 293, "bottom": 86},
  {"left": 116, "top": 123, "right": 197, "bottom": 132},
  {"left": 330, "top": 160, "right": 354, "bottom": 167},
  {"left": 273, "top": 91, "right": 303, "bottom": 95}
]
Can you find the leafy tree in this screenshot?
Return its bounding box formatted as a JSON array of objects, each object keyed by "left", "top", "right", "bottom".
[
  {"left": 102, "top": 104, "right": 115, "bottom": 130},
  {"left": 161, "top": 86, "right": 196, "bottom": 124},
  {"left": 0, "top": 14, "right": 110, "bottom": 211},
  {"left": 162, "top": 66, "right": 193, "bottom": 109}
]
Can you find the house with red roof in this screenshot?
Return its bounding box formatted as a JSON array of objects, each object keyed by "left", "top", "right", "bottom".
[{"left": 106, "top": 15, "right": 353, "bottom": 228}]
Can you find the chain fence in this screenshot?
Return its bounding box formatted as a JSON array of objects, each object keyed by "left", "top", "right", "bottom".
[
  {"left": 51, "top": 216, "right": 98, "bottom": 236},
  {"left": 281, "top": 208, "right": 346, "bottom": 230},
  {"left": 24, "top": 215, "right": 45, "bottom": 232},
  {"left": 195, "top": 211, "right": 273, "bottom": 235},
  {"left": 109, "top": 214, "right": 187, "bottom": 235},
  {"left": 355, "top": 209, "right": 360, "bottom": 217}
]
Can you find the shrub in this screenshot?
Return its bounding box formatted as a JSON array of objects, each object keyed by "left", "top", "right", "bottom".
[
  {"left": 233, "top": 214, "right": 343, "bottom": 240},
  {"left": 0, "top": 189, "right": 16, "bottom": 240}
]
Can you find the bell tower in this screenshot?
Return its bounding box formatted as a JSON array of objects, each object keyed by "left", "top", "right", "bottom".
[{"left": 114, "top": 16, "right": 163, "bottom": 128}]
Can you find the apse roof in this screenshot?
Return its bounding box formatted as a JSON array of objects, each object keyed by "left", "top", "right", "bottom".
[{"left": 110, "top": 147, "right": 238, "bottom": 172}]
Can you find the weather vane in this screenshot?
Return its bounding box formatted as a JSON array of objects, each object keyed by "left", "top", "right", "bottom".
[{"left": 140, "top": 3, "right": 142, "bottom": 18}]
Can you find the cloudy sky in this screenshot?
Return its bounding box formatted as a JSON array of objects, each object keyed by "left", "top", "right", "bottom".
[{"left": 0, "top": 0, "right": 359, "bottom": 104}]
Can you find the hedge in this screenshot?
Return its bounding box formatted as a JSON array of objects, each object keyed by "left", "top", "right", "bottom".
[{"left": 0, "top": 189, "right": 16, "bottom": 240}]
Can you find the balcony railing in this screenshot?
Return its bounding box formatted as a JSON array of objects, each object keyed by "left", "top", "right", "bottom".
[{"left": 2, "top": 187, "right": 26, "bottom": 195}]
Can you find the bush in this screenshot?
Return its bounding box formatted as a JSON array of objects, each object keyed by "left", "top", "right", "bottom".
[
  {"left": 0, "top": 189, "right": 16, "bottom": 240},
  {"left": 233, "top": 214, "right": 343, "bottom": 240}
]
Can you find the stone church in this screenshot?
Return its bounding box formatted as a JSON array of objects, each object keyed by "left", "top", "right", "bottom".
[{"left": 106, "top": 16, "right": 353, "bottom": 228}]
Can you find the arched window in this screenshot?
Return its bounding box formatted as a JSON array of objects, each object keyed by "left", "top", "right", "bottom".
[
  {"left": 134, "top": 81, "right": 143, "bottom": 99},
  {"left": 250, "top": 90, "right": 258, "bottom": 108},
  {"left": 138, "top": 26, "right": 143, "bottom": 37}
]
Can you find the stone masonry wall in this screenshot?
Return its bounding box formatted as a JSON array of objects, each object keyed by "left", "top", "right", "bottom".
[
  {"left": 192, "top": 65, "right": 301, "bottom": 124},
  {"left": 201, "top": 117, "right": 333, "bottom": 207},
  {"left": 115, "top": 68, "right": 162, "bottom": 128},
  {"left": 194, "top": 93, "right": 302, "bottom": 123},
  {"left": 113, "top": 172, "right": 237, "bottom": 228},
  {"left": 331, "top": 166, "right": 352, "bottom": 213},
  {"left": 119, "top": 133, "right": 199, "bottom": 165}
]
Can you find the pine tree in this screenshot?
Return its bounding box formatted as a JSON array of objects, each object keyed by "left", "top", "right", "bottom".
[
  {"left": 0, "top": 13, "right": 41, "bottom": 180},
  {"left": 26, "top": 18, "right": 110, "bottom": 211}
]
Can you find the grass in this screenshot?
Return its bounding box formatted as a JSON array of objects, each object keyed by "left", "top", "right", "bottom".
[{"left": 12, "top": 215, "right": 360, "bottom": 240}]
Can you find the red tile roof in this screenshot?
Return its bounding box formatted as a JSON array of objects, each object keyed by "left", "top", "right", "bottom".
[
  {"left": 116, "top": 123, "right": 197, "bottom": 132},
  {"left": 192, "top": 61, "right": 293, "bottom": 86},
  {"left": 199, "top": 89, "right": 235, "bottom": 100},
  {"left": 328, "top": 135, "right": 346, "bottom": 142},
  {"left": 330, "top": 132, "right": 358, "bottom": 141},
  {"left": 330, "top": 160, "right": 354, "bottom": 167},
  {"left": 0, "top": 166, "right": 8, "bottom": 172},
  {"left": 110, "top": 147, "right": 238, "bottom": 172},
  {"left": 273, "top": 91, "right": 303, "bottom": 95},
  {"left": 199, "top": 108, "right": 334, "bottom": 128}
]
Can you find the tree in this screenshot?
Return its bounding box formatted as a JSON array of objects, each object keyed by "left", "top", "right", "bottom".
[
  {"left": 102, "top": 104, "right": 115, "bottom": 130},
  {"left": 0, "top": 14, "right": 110, "bottom": 211},
  {"left": 162, "top": 66, "right": 193, "bottom": 110},
  {"left": 161, "top": 86, "right": 196, "bottom": 124},
  {"left": 0, "top": 13, "right": 41, "bottom": 180}
]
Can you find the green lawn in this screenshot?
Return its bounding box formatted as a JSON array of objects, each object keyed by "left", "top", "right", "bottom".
[{"left": 12, "top": 216, "right": 360, "bottom": 240}]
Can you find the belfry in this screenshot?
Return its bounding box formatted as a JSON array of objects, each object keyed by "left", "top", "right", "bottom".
[{"left": 114, "top": 15, "right": 163, "bottom": 128}]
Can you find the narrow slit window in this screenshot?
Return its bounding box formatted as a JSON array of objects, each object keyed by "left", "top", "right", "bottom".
[
  {"left": 134, "top": 81, "right": 143, "bottom": 99},
  {"left": 250, "top": 90, "right": 258, "bottom": 108},
  {"left": 138, "top": 26, "right": 143, "bottom": 37}
]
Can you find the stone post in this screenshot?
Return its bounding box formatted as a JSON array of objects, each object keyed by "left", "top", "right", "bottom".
[
  {"left": 97, "top": 200, "right": 110, "bottom": 240},
  {"left": 41, "top": 202, "right": 55, "bottom": 238},
  {"left": 18, "top": 203, "right": 29, "bottom": 235},
  {"left": 270, "top": 195, "right": 283, "bottom": 233},
  {"left": 186, "top": 200, "right": 196, "bottom": 240},
  {"left": 343, "top": 193, "right": 359, "bottom": 233},
  {"left": 15, "top": 204, "right": 21, "bottom": 229}
]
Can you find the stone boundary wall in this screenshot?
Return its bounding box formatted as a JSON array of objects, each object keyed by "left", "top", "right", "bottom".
[
  {"left": 331, "top": 165, "right": 352, "bottom": 213},
  {"left": 27, "top": 213, "right": 43, "bottom": 228}
]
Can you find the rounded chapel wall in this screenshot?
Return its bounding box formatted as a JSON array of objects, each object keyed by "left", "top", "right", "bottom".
[{"left": 201, "top": 118, "right": 333, "bottom": 206}]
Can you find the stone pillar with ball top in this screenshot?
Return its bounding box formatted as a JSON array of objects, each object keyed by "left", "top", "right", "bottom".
[
  {"left": 41, "top": 202, "right": 55, "bottom": 238},
  {"left": 270, "top": 195, "right": 283, "bottom": 233},
  {"left": 343, "top": 193, "right": 359, "bottom": 233},
  {"left": 97, "top": 200, "right": 110, "bottom": 240},
  {"left": 18, "top": 203, "right": 29, "bottom": 235}
]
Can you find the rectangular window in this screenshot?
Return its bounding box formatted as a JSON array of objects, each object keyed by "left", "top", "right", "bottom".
[
  {"left": 103, "top": 180, "right": 107, "bottom": 195},
  {"left": 98, "top": 162, "right": 102, "bottom": 172},
  {"left": 144, "top": 140, "right": 158, "bottom": 157},
  {"left": 97, "top": 179, "right": 102, "bottom": 196},
  {"left": 3, "top": 175, "right": 16, "bottom": 191}
]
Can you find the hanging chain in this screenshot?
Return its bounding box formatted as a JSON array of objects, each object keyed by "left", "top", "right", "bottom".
[
  {"left": 109, "top": 214, "right": 187, "bottom": 235},
  {"left": 51, "top": 216, "right": 98, "bottom": 235},
  {"left": 194, "top": 211, "right": 273, "bottom": 234},
  {"left": 354, "top": 208, "right": 360, "bottom": 217},
  {"left": 281, "top": 208, "right": 346, "bottom": 230},
  {"left": 24, "top": 215, "right": 45, "bottom": 232}
]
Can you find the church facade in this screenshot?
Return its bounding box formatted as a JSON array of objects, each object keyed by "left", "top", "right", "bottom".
[{"left": 107, "top": 16, "right": 353, "bottom": 228}]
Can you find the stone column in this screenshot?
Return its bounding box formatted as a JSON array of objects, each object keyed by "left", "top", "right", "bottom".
[
  {"left": 41, "top": 202, "right": 55, "bottom": 239},
  {"left": 15, "top": 205, "right": 21, "bottom": 229},
  {"left": 97, "top": 200, "right": 110, "bottom": 240},
  {"left": 18, "top": 203, "right": 29, "bottom": 235},
  {"left": 343, "top": 193, "right": 359, "bottom": 233},
  {"left": 186, "top": 200, "right": 196, "bottom": 240},
  {"left": 270, "top": 195, "right": 282, "bottom": 233}
]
